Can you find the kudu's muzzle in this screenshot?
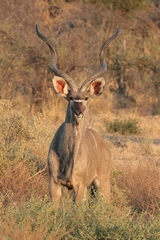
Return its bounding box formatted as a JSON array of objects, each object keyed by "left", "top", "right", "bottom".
[{"left": 73, "top": 101, "right": 84, "bottom": 124}]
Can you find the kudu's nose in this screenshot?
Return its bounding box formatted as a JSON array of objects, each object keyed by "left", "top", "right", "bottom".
[{"left": 74, "top": 109, "right": 83, "bottom": 118}]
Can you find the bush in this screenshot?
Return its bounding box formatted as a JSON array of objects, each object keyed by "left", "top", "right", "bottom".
[
  {"left": 1, "top": 195, "right": 160, "bottom": 239},
  {"left": 0, "top": 100, "right": 50, "bottom": 205},
  {"left": 104, "top": 118, "right": 141, "bottom": 135},
  {"left": 83, "top": 0, "right": 149, "bottom": 12},
  {"left": 0, "top": 100, "right": 29, "bottom": 177}
]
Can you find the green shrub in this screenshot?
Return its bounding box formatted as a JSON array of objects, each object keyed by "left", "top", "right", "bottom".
[
  {"left": 104, "top": 118, "right": 141, "bottom": 135},
  {"left": 151, "top": 104, "right": 160, "bottom": 116},
  {"left": 83, "top": 0, "right": 149, "bottom": 12},
  {"left": 1, "top": 195, "right": 160, "bottom": 239},
  {"left": 0, "top": 101, "right": 29, "bottom": 176}
]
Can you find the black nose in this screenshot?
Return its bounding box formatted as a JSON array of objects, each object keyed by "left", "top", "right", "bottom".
[{"left": 74, "top": 110, "right": 82, "bottom": 118}]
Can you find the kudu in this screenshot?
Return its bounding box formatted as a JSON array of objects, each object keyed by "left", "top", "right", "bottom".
[{"left": 36, "top": 24, "right": 119, "bottom": 207}]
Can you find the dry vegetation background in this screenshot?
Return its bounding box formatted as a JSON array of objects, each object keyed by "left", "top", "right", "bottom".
[{"left": 0, "top": 0, "right": 160, "bottom": 239}]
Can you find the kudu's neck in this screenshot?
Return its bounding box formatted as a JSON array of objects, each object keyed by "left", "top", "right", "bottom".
[
  {"left": 64, "top": 102, "right": 89, "bottom": 139},
  {"left": 62, "top": 101, "right": 92, "bottom": 157},
  {"left": 59, "top": 103, "right": 90, "bottom": 181}
]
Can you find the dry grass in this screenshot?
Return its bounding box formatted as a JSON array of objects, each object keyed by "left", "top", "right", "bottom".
[
  {"left": 1, "top": 216, "right": 71, "bottom": 240},
  {"left": 1, "top": 161, "right": 48, "bottom": 207},
  {"left": 118, "top": 163, "right": 160, "bottom": 214},
  {"left": 0, "top": 100, "right": 50, "bottom": 208}
]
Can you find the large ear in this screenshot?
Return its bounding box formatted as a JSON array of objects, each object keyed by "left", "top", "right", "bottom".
[
  {"left": 88, "top": 78, "right": 105, "bottom": 97},
  {"left": 52, "top": 76, "right": 69, "bottom": 97}
]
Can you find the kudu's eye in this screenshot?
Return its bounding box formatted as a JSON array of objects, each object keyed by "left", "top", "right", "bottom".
[{"left": 84, "top": 97, "right": 89, "bottom": 101}]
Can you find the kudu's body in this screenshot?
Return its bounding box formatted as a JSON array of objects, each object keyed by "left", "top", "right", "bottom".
[{"left": 36, "top": 24, "right": 119, "bottom": 207}]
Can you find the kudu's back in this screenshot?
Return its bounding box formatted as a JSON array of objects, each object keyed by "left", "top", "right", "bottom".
[{"left": 36, "top": 24, "right": 119, "bottom": 207}]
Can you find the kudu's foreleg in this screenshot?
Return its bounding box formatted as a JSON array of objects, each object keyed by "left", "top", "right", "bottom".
[
  {"left": 98, "top": 173, "right": 110, "bottom": 202},
  {"left": 74, "top": 184, "right": 87, "bottom": 203},
  {"left": 49, "top": 176, "right": 61, "bottom": 208}
]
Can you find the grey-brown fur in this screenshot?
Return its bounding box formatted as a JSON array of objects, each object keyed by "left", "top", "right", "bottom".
[{"left": 36, "top": 24, "right": 119, "bottom": 207}]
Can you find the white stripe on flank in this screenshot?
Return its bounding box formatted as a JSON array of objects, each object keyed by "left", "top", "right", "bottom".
[{"left": 88, "top": 130, "right": 98, "bottom": 149}]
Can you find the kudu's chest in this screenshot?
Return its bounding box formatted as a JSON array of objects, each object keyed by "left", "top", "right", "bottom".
[{"left": 55, "top": 128, "right": 100, "bottom": 188}]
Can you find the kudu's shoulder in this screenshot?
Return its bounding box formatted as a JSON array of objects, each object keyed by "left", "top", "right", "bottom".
[
  {"left": 86, "top": 127, "right": 102, "bottom": 139},
  {"left": 49, "top": 122, "right": 65, "bottom": 150},
  {"left": 85, "top": 127, "right": 108, "bottom": 146}
]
